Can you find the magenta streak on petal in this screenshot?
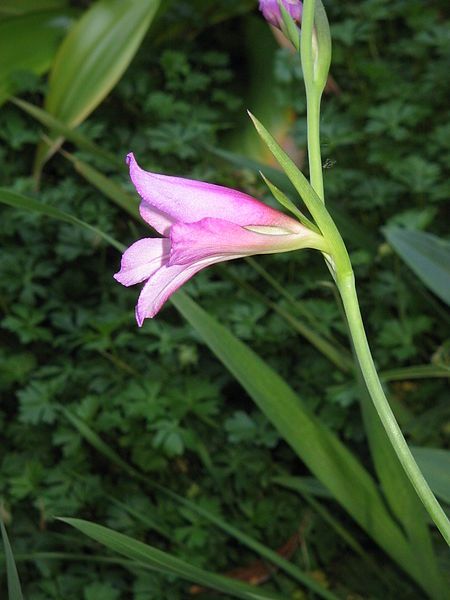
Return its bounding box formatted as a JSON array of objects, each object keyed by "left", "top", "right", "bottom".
[
  {"left": 113, "top": 238, "right": 170, "bottom": 287},
  {"left": 135, "top": 254, "right": 242, "bottom": 326},
  {"left": 168, "top": 217, "right": 307, "bottom": 266},
  {"left": 127, "top": 153, "right": 301, "bottom": 233}
]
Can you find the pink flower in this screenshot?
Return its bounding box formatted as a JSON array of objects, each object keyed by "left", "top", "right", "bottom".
[
  {"left": 259, "top": 0, "right": 303, "bottom": 29},
  {"left": 114, "top": 153, "right": 325, "bottom": 326}
]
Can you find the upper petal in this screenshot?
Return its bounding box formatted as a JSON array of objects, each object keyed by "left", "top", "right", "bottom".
[
  {"left": 169, "top": 217, "right": 319, "bottom": 266},
  {"left": 127, "top": 153, "right": 301, "bottom": 234},
  {"left": 113, "top": 237, "right": 170, "bottom": 287}
]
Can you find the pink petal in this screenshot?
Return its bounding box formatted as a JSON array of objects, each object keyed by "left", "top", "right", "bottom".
[
  {"left": 113, "top": 238, "right": 170, "bottom": 287},
  {"left": 135, "top": 256, "right": 233, "bottom": 325},
  {"left": 169, "top": 217, "right": 311, "bottom": 266},
  {"left": 127, "top": 153, "right": 300, "bottom": 235}
]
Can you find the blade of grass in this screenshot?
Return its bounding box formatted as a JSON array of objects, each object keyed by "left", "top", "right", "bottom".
[
  {"left": 1, "top": 519, "right": 24, "bottom": 600},
  {"left": 11, "top": 97, "right": 122, "bottom": 168},
  {"left": 0, "top": 188, "right": 124, "bottom": 252},
  {"left": 170, "top": 292, "right": 426, "bottom": 591},
  {"left": 62, "top": 409, "right": 337, "bottom": 599},
  {"left": 223, "top": 265, "right": 353, "bottom": 372},
  {"left": 273, "top": 477, "right": 395, "bottom": 590},
  {"left": 59, "top": 518, "right": 287, "bottom": 600},
  {"left": 380, "top": 364, "right": 450, "bottom": 382}
]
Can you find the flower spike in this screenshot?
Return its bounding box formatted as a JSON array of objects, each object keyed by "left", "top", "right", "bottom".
[{"left": 115, "top": 154, "right": 326, "bottom": 325}]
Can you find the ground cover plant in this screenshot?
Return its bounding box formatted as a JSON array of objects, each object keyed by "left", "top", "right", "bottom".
[{"left": 1, "top": 0, "right": 449, "bottom": 598}]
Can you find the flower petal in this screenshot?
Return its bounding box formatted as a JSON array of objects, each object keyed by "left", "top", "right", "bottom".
[
  {"left": 135, "top": 256, "right": 231, "bottom": 325},
  {"left": 113, "top": 238, "right": 170, "bottom": 287},
  {"left": 127, "top": 153, "right": 301, "bottom": 235},
  {"left": 169, "top": 217, "right": 316, "bottom": 266}
]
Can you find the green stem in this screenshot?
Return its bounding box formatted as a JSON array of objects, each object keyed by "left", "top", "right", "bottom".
[
  {"left": 306, "top": 94, "right": 324, "bottom": 200},
  {"left": 338, "top": 272, "right": 450, "bottom": 545},
  {"left": 301, "top": 0, "right": 324, "bottom": 201},
  {"left": 300, "top": 0, "right": 450, "bottom": 544}
]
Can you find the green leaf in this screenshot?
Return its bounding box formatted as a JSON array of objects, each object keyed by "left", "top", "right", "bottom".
[
  {"left": 169, "top": 292, "right": 425, "bottom": 589},
  {"left": 411, "top": 447, "right": 450, "bottom": 505},
  {"left": 353, "top": 369, "right": 445, "bottom": 598},
  {"left": 0, "top": 188, "right": 124, "bottom": 252},
  {"left": 380, "top": 364, "right": 450, "bottom": 382},
  {"left": 207, "top": 144, "right": 377, "bottom": 253},
  {"left": 46, "top": 0, "right": 160, "bottom": 125},
  {"left": 1, "top": 519, "right": 24, "bottom": 600},
  {"left": 145, "top": 484, "right": 337, "bottom": 600},
  {"left": 384, "top": 227, "right": 450, "bottom": 306},
  {"left": 60, "top": 518, "right": 286, "bottom": 600},
  {"left": 34, "top": 0, "right": 161, "bottom": 172},
  {"left": 0, "top": 9, "right": 74, "bottom": 105},
  {"left": 259, "top": 171, "right": 318, "bottom": 231},
  {"left": 62, "top": 409, "right": 336, "bottom": 599}
]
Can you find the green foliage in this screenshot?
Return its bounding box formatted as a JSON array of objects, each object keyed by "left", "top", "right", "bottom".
[{"left": 0, "top": 0, "right": 449, "bottom": 598}]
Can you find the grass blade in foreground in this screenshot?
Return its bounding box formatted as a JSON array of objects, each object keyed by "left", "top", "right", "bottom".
[
  {"left": 170, "top": 292, "right": 429, "bottom": 592},
  {"left": 1, "top": 519, "right": 24, "bottom": 600},
  {"left": 0, "top": 188, "right": 124, "bottom": 252},
  {"left": 62, "top": 408, "right": 337, "bottom": 599},
  {"left": 60, "top": 519, "right": 285, "bottom": 600}
]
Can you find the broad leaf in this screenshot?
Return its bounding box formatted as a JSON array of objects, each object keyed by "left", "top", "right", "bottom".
[
  {"left": 34, "top": 0, "right": 161, "bottom": 173},
  {"left": 411, "top": 447, "right": 450, "bottom": 505},
  {"left": 0, "top": 9, "right": 74, "bottom": 105},
  {"left": 384, "top": 227, "right": 450, "bottom": 306}
]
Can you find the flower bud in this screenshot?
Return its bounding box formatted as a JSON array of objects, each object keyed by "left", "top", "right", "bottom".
[{"left": 259, "top": 0, "right": 302, "bottom": 30}]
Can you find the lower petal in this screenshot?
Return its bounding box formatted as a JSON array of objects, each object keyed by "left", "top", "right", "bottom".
[
  {"left": 114, "top": 238, "right": 170, "bottom": 287},
  {"left": 135, "top": 254, "right": 240, "bottom": 325}
]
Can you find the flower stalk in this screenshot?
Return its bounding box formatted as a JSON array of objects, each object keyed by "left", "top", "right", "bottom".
[{"left": 300, "top": 0, "right": 450, "bottom": 544}]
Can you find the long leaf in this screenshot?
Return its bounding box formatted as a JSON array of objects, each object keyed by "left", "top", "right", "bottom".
[
  {"left": 207, "top": 144, "right": 377, "bottom": 253},
  {"left": 169, "top": 292, "right": 426, "bottom": 590},
  {"left": 62, "top": 408, "right": 336, "bottom": 599},
  {"left": 384, "top": 227, "right": 450, "bottom": 306},
  {"left": 34, "top": 0, "right": 161, "bottom": 173},
  {"left": 0, "top": 188, "right": 124, "bottom": 252},
  {"left": 1, "top": 519, "right": 24, "bottom": 600},
  {"left": 60, "top": 518, "right": 286, "bottom": 600},
  {"left": 12, "top": 97, "right": 122, "bottom": 167},
  {"left": 353, "top": 367, "right": 445, "bottom": 598},
  {"left": 380, "top": 364, "right": 450, "bottom": 382}
]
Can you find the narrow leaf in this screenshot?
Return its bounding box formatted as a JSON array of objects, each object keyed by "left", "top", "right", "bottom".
[
  {"left": 1, "top": 519, "right": 24, "bottom": 600},
  {"left": 170, "top": 292, "right": 422, "bottom": 586},
  {"left": 60, "top": 518, "right": 286, "bottom": 600},
  {"left": 0, "top": 188, "right": 124, "bottom": 252},
  {"left": 259, "top": 171, "right": 318, "bottom": 231},
  {"left": 11, "top": 97, "right": 121, "bottom": 167}
]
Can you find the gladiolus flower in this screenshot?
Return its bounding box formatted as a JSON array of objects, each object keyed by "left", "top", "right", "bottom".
[
  {"left": 114, "top": 153, "right": 326, "bottom": 326},
  {"left": 259, "top": 0, "right": 302, "bottom": 29}
]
